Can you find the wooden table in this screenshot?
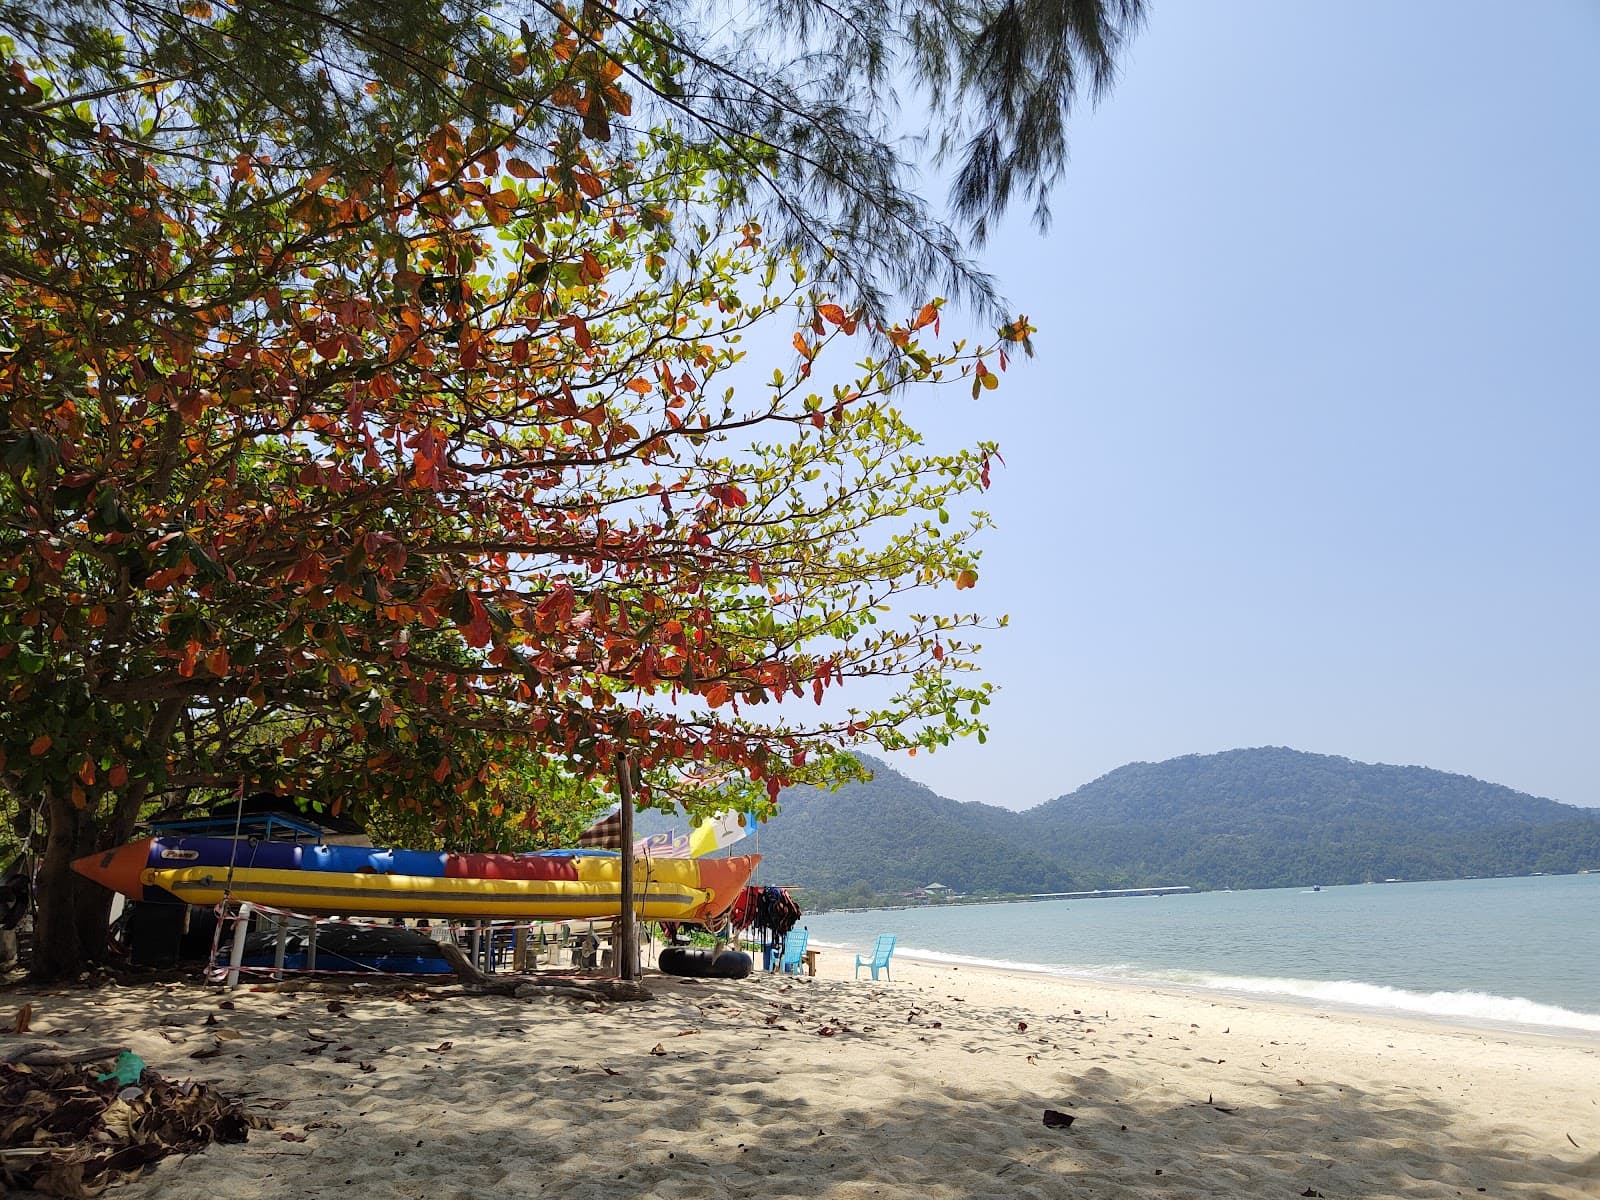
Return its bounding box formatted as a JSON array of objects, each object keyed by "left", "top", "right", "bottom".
[{"left": 802, "top": 948, "right": 819, "bottom": 977}]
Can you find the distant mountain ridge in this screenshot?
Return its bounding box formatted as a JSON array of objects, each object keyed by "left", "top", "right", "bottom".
[{"left": 697, "top": 747, "right": 1600, "bottom": 903}]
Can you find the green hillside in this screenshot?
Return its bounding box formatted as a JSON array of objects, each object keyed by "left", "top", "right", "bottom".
[
  {"left": 741, "top": 760, "right": 1075, "bottom": 902},
  {"left": 1021, "top": 748, "right": 1600, "bottom": 890},
  {"left": 667, "top": 747, "right": 1600, "bottom": 905}
]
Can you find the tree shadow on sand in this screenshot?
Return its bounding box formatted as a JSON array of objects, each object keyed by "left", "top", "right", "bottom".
[{"left": 15, "top": 973, "right": 1598, "bottom": 1200}]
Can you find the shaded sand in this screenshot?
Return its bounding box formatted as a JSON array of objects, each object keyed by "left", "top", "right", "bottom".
[{"left": 5, "top": 952, "right": 1597, "bottom": 1199}]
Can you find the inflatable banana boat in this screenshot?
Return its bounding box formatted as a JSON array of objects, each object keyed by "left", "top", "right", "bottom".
[{"left": 73, "top": 837, "right": 757, "bottom": 922}]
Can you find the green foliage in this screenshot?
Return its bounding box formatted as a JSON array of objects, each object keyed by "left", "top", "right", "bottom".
[
  {"left": 0, "top": 7, "right": 1030, "bottom": 977},
  {"left": 0, "top": 0, "right": 1145, "bottom": 322}
]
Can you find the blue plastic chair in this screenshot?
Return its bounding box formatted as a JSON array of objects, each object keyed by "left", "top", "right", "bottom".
[
  {"left": 854, "top": 934, "right": 896, "bottom": 980},
  {"left": 776, "top": 929, "right": 808, "bottom": 974}
]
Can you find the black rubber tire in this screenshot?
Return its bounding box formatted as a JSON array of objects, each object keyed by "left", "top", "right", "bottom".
[{"left": 658, "top": 946, "right": 753, "bottom": 979}]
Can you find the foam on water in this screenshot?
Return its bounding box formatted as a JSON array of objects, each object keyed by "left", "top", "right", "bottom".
[
  {"left": 1193, "top": 974, "right": 1600, "bottom": 1033},
  {"left": 809, "top": 939, "right": 1600, "bottom": 1034}
]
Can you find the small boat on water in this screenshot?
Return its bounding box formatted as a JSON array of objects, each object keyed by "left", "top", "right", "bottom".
[{"left": 74, "top": 836, "right": 757, "bottom": 923}]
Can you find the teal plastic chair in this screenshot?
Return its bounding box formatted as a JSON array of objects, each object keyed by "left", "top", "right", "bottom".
[
  {"left": 776, "top": 929, "right": 808, "bottom": 974},
  {"left": 854, "top": 934, "right": 896, "bottom": 980}
]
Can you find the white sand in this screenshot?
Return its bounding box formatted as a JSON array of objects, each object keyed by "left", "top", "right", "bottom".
[{"left": 8, "top": 951, "right": 1598, "bottom": 1199}]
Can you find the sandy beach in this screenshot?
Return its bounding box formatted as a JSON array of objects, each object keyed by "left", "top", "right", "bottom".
[{"left": 6, "top": 950, "right": 1597, "bottom": 1200}]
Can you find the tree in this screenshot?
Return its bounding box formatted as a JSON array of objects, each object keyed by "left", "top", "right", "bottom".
[
  {"left": 0, "top": 0, "right": 1145, "bottom": 319},
  {"left": 1, "top": 17, "right": 1031, "bottom": 978}
]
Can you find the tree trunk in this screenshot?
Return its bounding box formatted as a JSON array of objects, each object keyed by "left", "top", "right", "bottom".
[
  {"left": 30, "top": 790, "right": 140, "bottom": 982},
  {"left": 30, "top": 790, "right": 103, "bottom": 981},
  {"left": 30, "top": 702, "right": 181, "bottom": 982}
]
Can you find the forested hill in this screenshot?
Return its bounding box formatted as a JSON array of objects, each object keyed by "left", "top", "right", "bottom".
[
  {"left": 1017, "top": 747, "right": 1599, "bottom": 892},
  {"left": 698, "top": 748, "right": 1600, "bottom": 905}
]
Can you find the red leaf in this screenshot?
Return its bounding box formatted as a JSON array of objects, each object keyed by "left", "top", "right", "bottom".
[{"left": 463, "top": 595, "right": 493, "bottom": 648}]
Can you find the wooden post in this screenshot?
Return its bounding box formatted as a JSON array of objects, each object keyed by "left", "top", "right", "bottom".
[{"left": 615, "top": 754, "right": 640, "bottom": 981}]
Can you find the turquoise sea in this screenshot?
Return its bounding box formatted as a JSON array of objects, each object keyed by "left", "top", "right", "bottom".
[{"left": 802, "top": 873, "right": 1600, "bottom": 1034}]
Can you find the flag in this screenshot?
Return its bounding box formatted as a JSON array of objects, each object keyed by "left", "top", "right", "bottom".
[
  {"left": 689, "top": 809, "right": 755, "bottom": 857},
  {"left": 633, "top": 829, "right": 691, "bottom": 858},
  {"left": 577, "top": 807, "right": 623, "bottom": 849}
]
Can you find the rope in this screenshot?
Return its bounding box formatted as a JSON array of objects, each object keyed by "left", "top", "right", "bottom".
[{"left": 202, "top": 785, "right": 258, "bottom": 980}]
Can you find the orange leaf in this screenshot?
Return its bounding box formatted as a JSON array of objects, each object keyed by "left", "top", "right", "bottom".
[
  {"left": 954, "top": 569, "right": 978, "bottom": 590},
  {"left": 625, "top": 377, "right": 651, "bottom": 395},
  {"left": 506, "top": 158, "right": 537, "bottom": 179},
  {"left": 302, "top": 166, "right": 335, "bottom": 194},
  {"left": 144, "top": 566, "right": 185, "bottom": 591},
  {"left": 818, "top": 304, "right": 847, "bottom": 326},
  {"left": 913, "top": 302, "right": 939, "bottom": 330},
  {"left": 482, "top": 189, "right": 517, "bottom": 227},
  {"left": 29, "top": 734, "right": 52, "bottom": 756},
  {"left": 109, "top": 763, "right": 129, "bottom": 788}
]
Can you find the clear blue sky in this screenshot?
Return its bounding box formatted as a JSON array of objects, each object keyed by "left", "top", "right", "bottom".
[{"left": 883, "top": 0, "right": 1599, "bottom": 810}]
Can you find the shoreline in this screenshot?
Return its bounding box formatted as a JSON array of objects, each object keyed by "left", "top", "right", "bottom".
[
  {"left": 804, "top": 939, "right": 1600, "bottom": 1044},
  {"left": 7, "top": 954, "right": 1597, "bottom": 1199}
]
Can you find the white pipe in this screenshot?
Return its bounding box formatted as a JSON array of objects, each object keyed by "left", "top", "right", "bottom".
[{"left": 225, "top": 903, "right": 254, "bottom": 990}]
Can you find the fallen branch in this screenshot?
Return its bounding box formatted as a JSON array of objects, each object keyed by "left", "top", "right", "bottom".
[
  {"left": 438, "top": 942, "right": 651, "bottom": 1001},
  {"left": 2, "top": 1043, "right": 126, "bottom": 1067}
]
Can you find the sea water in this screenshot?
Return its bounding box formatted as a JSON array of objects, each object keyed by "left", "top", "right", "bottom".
[{"left": 802, "top": 873, "right": 1600, "bottom": 1034}]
